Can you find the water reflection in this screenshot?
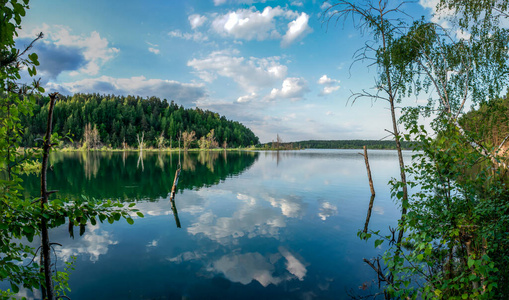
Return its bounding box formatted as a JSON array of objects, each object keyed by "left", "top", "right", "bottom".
[
  {"left": 13, "top": 149, "right": 412, "bottom": 299},
  {"left": 363, "top": 195, "right": 376, "bottom": 233},
  {"left": 318, "top": 200, "right": 338, "bottom": 221},
  {"left": 212, "top": 247, "right": 306, "bottom": 287},
  {"left": 170, "top": 198, "right": 181, "bottom": 228},
  {"left": 21, "top": 151, "right": 259, "bottom": 201},
  {"left": 59, "top": 224, "right": 118, "bottom": 263}
]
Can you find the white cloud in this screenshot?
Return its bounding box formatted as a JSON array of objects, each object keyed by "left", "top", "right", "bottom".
[
  {"left": 291, "top": 1, "right": 303, "bottom": 7},
  {"left": 209, "top": 6, "right": 309, "bottom": 47},
  {"left": 148, "top": 47, "right": 160, "bottom": 54},
  {"left": 455, "top": 29, "right": 471, "bottom": 40},
  {"left": 323, "top": 86, "right": 340, "bottom": 94},
  {"left": 317, "top": 75, "right": 336, "bottom": 85},
  {"left": 18, "top": 24, "right": 118, "bottom": 76},
  {"left": 281, "top": 12, "right": 312, "bottom": 47},
  {"left": 46, "top": 76, "right": 207, "bottom": 107},
  {"left": 419, "top": 0, "right": 455, "bottom": 29},
  {"left": 268, "top": 77, "right": 309, "bottom": 100},
  {"left": 321, "top": 2, "right": 331, "bottom": 10},
  {"left": 188, "top": 50, "right": 287, "bottom": 92},
  {"left": 213, "top": 0, "right": 270, "bottom": 6},
  {"left": 168, "top": 29, "right": 209, "bottom": 42},
  {"left": 236, "top": 92, "right": 258, "bottom": 103},
  {"left": 189, "top": 14, "right": 207, "bottom": 29},
  {"left": 212, "top": 6, "right": 286, "bottom": 41},
  {"left": 317, "top": 74, "right": 341, "bottom": 95}
]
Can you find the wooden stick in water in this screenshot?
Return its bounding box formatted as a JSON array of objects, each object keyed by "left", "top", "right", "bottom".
[
  {"left": 358, "top": 146, "right": 375, "bottom": 196},
  {"left": 363, "top": 194, "right": 376, "bottom": 233},
  {"left": 170, "top": 167, "right": 181, "bottom": 228}
]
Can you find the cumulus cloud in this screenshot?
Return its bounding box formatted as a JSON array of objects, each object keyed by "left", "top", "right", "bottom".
[
  {"left": 188, "top": 50, "right": 287, "bottom": 92},
  {"left": 212, "top": 6, "right": 286, "bottom": 41},
  {"left": 281, "top": 12, "right": 312, "bottom": 47},
  {"left": 18, "top": 24, "right": 118, "bottom": 76},
  {"left": 209, "top": 6, "right": 309, "bottom": 47},
  {"left": 16, "top": 38, "right": 85, "bottom": 79},
  {"left": 189, "top": 14, "right": 207, "bottom": 29},
  {"left": 236, "top": 92, "right": 258, "bottom": 103},
  {"left": 317, "top": 74, "right": 341, "bottom": 95},
  {"left": 46, "top": 76, "right": 207, "bottom": 107},
  {"left": 213, "top": 0, "right": 270, "bottom": 6},
  {"left": 268, "top": 77, "right": 309, "bottom": 100}
]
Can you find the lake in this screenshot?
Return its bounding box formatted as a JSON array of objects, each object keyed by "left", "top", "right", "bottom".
[{"left": 13, "top": 149, "right": 411, "bottom": 299}]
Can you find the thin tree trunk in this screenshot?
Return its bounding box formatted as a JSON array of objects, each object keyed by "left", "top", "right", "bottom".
[
  {"left": 380, "top": 23, "right": 408, "bottom": 245},
  {"left": 390, "top": 97, "right": 408, "bottom": 245},
  {"left": 362, "top": 146, "right": 375, "bottom": 196},
  {"left": 40, "top": 92, "right": 58, "bottom": 300}
]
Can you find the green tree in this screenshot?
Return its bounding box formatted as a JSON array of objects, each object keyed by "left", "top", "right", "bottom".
[
  {"left": 182, "top": 130, "right": 196, "bottom": 151},
  {"left": 1, "top": 0, "right": 45, "bottom": 297},
  {"left": 325, "top": 0, "right": 410, "bottom": 245},
  {"left": 326, "top": 0, "right": 509, "bottom": 297},
  {"left": 1, "top": 2, "right": 141, "bottom": 299}
]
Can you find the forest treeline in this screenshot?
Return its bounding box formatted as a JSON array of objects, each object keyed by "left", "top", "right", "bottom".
[
  {"left": 264, "top": 139, "right": 413, "bottom": 150},
  {"left": 460, "top": 94, "right": 509, "bottom": 152},
  {"left": 20, "top": 93, "right": 260, "bottom": 149}
]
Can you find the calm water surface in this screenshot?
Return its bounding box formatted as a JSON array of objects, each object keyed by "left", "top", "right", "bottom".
[{"left": 16, "top": 149, "right": 411, "bottom": 299}]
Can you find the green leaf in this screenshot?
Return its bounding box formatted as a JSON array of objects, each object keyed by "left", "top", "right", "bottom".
[
  {"left": 10, "top": 282, "right": 19, "bottom": 293},
  {"left": 126, "top": 218, "right": 134, "bottom": 225},
  {"left": 468, "top": 257, "right": 475, "bottom": 268},
  {"left": 136, "top": 212, "right": 144, "bottom": 218},
  {"left": 374, "top": 239, "right": 383, "bottom": 248},
  {"left": 434, "top": 289, "right": 442, "bottom": 297}
]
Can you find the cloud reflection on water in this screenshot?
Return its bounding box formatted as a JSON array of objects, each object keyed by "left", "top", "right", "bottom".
[
  {"left": 318, "top": 201, "right": 338, "bottom": 221},
  {"left": 57, "top": 224, "right": 118, "bottom": 262}
]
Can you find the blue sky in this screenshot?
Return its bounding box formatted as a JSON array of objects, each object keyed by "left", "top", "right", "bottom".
[{"left": 17, "top": 0, "right": 436, "bottom": 143}]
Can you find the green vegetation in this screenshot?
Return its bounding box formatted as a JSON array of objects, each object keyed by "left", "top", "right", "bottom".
[
  {"left": 460, "top": 95, "right": 509, "bottom": 157},
  {"left": 20, "top": 93, "right": 260, "bottom": 150},
  {"left": 327, "top": 0, "right": 509, "bottom": 298},
  {"left": 19, "top": 151, "right": 259, "bottom": 201},
  {"left": 262, "top": 139, "right": 413, "bottom": 150},
  {"left": 1, "top": 2, "right": 140, "bottom": 299}
]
